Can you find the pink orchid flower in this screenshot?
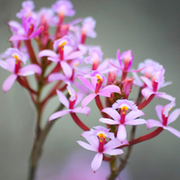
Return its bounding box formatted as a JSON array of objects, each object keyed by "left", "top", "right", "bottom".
[
  {"left": 147, "top": 99, "right": 180, "bottom": 138},
  {"left": 49, "top": 85, "right": 90, "bottom": 121},
  {"left": 9, "top": 16, "right": 44, "bottom": 41},
  {"left": 140, "top": 65, "right": 173, "bottom": 100},
  {"left": 77, "top": 126, "right": 124, "bottom": 172},
  {"left": 78, "top": 72, "right": 120, "bottom": 107},
  {"left": 100, "top": 100, "right": 146, "bottom": 142},
  {"left": 38, "top": 36, "right": 86, "bottom": 78},
  {"left": 0, "top": 48, "right": 41, "bottom": 92}
]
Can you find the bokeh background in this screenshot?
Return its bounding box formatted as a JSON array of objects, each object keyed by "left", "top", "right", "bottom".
[{"left": 0, "top": 0, "right": 180, "bottom": 179}]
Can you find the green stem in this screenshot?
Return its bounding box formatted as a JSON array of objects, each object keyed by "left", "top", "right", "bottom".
[{"left": 28, "top": 102, "right": 65, "bottom": 180}]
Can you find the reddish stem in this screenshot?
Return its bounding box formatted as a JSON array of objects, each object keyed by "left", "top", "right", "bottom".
[
  {"left": 25, "top": 40, "right": 38, "bottom": 65},
  {"left": 70, "top": 113, "right": 90, "bottom": 131},
  {"left": 95, "top": 95, "right": 104, "bottom": 111},
  {"left": 138, "top": 94, "right": 155, "bottom": 110},
  {"left": 17, "top": 77, "right": 37, "bottom": 95},
  {"left": 120, "top": 127, "right": 163, "bottom": 148}
]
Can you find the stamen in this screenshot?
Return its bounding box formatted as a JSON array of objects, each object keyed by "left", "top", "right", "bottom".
[
  {"left": 95, "top": 74, "right": 103, "bottom": 83},
  {"left": 13, "top": 54, "right": 21, "bottom": 62},
  {"left": 121, "top": 106, "right": 128, "bottom": 114},
  {"left": 59, "top": 41, "right": 67, "bottom": 48},
  {"left": 97, "top": 133, "right": 105, "bottom": 142}
]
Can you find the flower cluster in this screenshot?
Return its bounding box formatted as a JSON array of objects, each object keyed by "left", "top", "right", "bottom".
[{"left": 0, "top": 0, "right": 180, "bottom": 179}]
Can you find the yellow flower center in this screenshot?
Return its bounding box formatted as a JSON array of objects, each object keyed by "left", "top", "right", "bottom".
[
  {"left": 98, "top": 133, "right": 105, "bottom": 142},
  {"left": 121, "top": 106, "right": 128, "bottom": 114},
  {"left": 59, "top": 41, "right": 67, "bottom": 48},
  {"left": 13, "top": 54, "right": 21, "bottom": 63},
  {"left": 95, "top": 74, "right": 103, "bottom": 83}
]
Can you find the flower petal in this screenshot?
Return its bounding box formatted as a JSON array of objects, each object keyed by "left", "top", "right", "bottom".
[
  {"left": 125, "top": 119, "right": 146, "bottom": 125},
  {"left": 125, "top": 110, "right": 145, "bottom": 122},
  {"left": 81, "top": 93, "right": 97, "bottom": 108},
  {"left": 9, "top": 35, "right": 27, "bottom": 41},
  {"left": 74, "top": 92, "right": 84, "bottom": 106},
  {"left": 156, "top": 93, "right": 174, "bottom": 101},
  {"left": 140, "top": 76, "right": 152, "bottom": 88},
  {"left": 168, "top": 108, "right": 180, "bottom": 124},
  {"left": 146, "top": 119, "right": 163, "bottom": 129},
  {"left": 141, "top": 87, "right": 154, "bottom": 99},
  {"left": 29, "top": 26, "right": 44, "bottom": 39},
  {"left": 164, "top": 126, "right": 180, "bottom": 138},
  {"left": 104, "top": 149, "right": 123, "bottom": 156},
  {"left": 78, "top": 76, "right": 94, "bottom": 92},
  {"left": 18, "top": 64, "right": 42, "bottom": 76},
  {"left": 66, "top": 50, "right": 85, "bottom": 60},
  {"left": 2, "top": 74, "right": 17, "bottom": 93},
  {"left": 48, "top": 73, "right": 66, "bottom": 82},
  {"left": 99, "top": 118, "right": 119, "bottom": 125},
  {"left": 49, "top": 110, "right": 69, "bottom": 121},
  {"left": 100, "top": 85, "right": 120, "bottom": 94},
  {"left": 56, "top": 90, "right": 69, "bottom": 108},
  {"left": 60, "top": 61, "right": 72, "bottom": 78},
  {"left": 77, "top": 140, "right": 96, "bottom": 151},
  {"left": 104, "top": 138, "right": 122, "bottom": 151},
  {"left": 117, "top": 124, "right": 127, "bottom": 142},
  {"left": 38, "top": 49, "right": 58, "bottom": 59},
  {"left": 91, "top": 153, "right": 103, "bottom": 173},
  {"left": 72, "top": 107, "right": 91, "bottom": 116},
  {"left": 102, "top": 107, "right": 120, "bottom": 121},
  {"left": 155, "top": 105, "right": 163, "bottom": 122}
]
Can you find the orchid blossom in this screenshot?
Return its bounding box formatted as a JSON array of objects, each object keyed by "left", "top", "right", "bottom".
[
  {"left": 99, "top": 100, "right": 146, "bottom": 142},
  {"left": 0, "top": 48, "right": 41, "bottom": 92},
  {"left": 147, "top": 99, "right": 180, "bottom": 138},
  {"left": 77, "top": 126, "right": 124, "bottom": 172}
]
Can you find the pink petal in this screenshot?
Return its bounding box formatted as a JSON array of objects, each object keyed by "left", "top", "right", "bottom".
[
  {"left": 168, "top": 109, "right": 180, "bottom": 124},
  {"left": 161, "top": 81, "right": 172, "bottom": 88},
  {"left": 49, "top": 110, "right": 69, "bottom": 121},
  {"left": 91, "top": 153, "right": 103, "bottom": 173},
  {"left": 102, "top": 107, "right": 120, "bottom": 121},
  {"left": 117, "top": 124, "right": 127, "bottom": 142},
  {"left": 140, "top": 76, "right": 152, "bottom": 88},
  {"left": 146, "top": 119, "right": 163, "bottom": 129},
  {"left": 81, "top": 131, "right": 99, "bottom": 148},
  {"left": 9, "top": 35, "right": 27, "bottom": 41},
  {"left": 56, "top": 90, "right": 69, "bottom": 108},
  {"left": 60, "top": 61, "right": 72, "bottom": 78},
  {"left": 125, "top": 119, "right": 146, "bottom": 125},
  {"left": 104, "top": 149, "right": 123, "bottom": 156},
  {"left": 165, "top": 126, "right": 180, "bottom": 138},
  {"left": 81, "top": 93, "right": 97, "bottom": 108},
  {"left": 0, "top": 60, "right": 8, "bottom": 70},
  {"left": 78, "top": 76, "right": 94, "bottom": 92},
  {"left": 29, "top": 26, "right": 44, "bottom": 39},
  {"left": 77, "top": 140, "right": 96, "bottom": 151},
  {"left": 18, "top": 64, "right": 42, "bottom": 76},
  {"left": 2, "top": 74, "right": 17, "bottom": 93},
  {"left": 100, "top": 85, "right": 120, "bottom": 94},
  {"left": 48, "top": 73, "right": 66, "bottom": 82},
  {"left": 104, "top": 138, "right": 122, "bottom": 151},
  {"left": 99, "top": 118, "right": 119, "bottom": 125},
  {"left": 98, "top": 91, "right": 111, "bottom": 97},
  {"left": 74, "top": 92, "right": 84, "bottom": 106},
  {"left": 73, "top": 81, "right": 90, "bottom": 94},
  {"left": 66, "top": 50, "right": 85, "bottom": 60},
  {"left": 155, "top": 105, "right": 163, "bottom": 122},
  {"left": 72, "top": 106, "right": 91, "bottom": 116},
  {"left": 141, "top": 87, "right": 154, "bottom": 99},
  {"left": 156, "top": 93, "right": 174, "bottom": 101},
  {"left": 126, "top": 110, "right": 145, "bottom": 122},
  {"left": 38, "top": 50, "right": 58, "bottom": 59}
]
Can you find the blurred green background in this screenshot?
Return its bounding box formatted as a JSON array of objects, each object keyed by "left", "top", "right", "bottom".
[{"left": 0, "top": 0, "right": 180, "bottom": 179}]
